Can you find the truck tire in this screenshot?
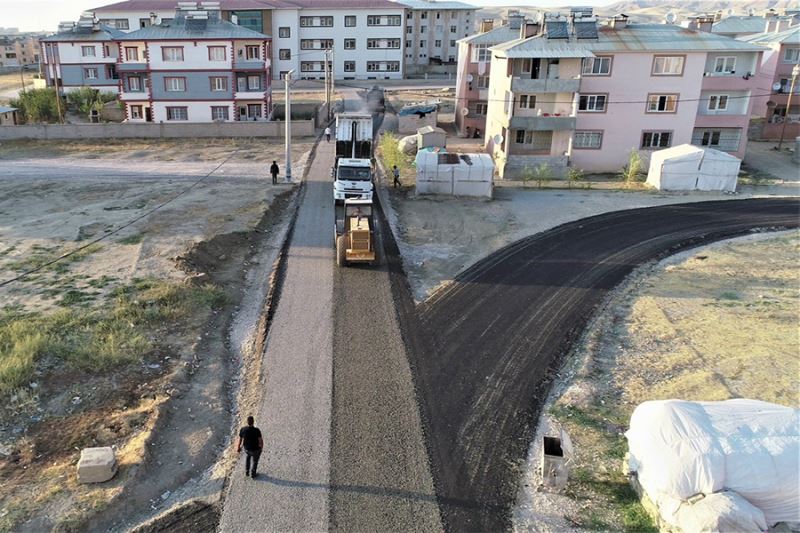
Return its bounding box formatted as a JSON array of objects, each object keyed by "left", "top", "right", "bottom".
[{"left": 336, "top": 235, "right": 347, "bottom": 267}]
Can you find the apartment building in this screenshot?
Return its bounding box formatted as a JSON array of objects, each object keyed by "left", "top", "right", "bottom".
[
  {"left": 0, "top": 38, "right": 18, "bottom": 67},
  {"left": 485, "top": 12, "right": 765, "bottom": 178},
  {"left": 91, "top": 0, "right": 406, "bottom": 80},
  {"left": 393, "top": 0, "right": 477, "bottom": 76},
  {"left": 41, "top": 16, "right": 123, "bottom": 94},
  {"left": 743, "top": 25, "right": 800, "bottom": 140},
  {"left": 116, "top": 3, "right": 271, "bottom": 122},
  {"left": 454, "top": 15, "right": 522, "bottom": 138}
]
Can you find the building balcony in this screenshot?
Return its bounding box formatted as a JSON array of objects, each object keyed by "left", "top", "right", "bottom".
[
  {"left": 508, "top": 114, "right": 576, "bottom": 131},
  {"left": 511, "top": 76, "right": 580, "bottom": 94},
  {"left": 694, "top": 113, "right": 749, "bottom": 128},
  {"left": 701, "top": 73, "right": 757, "bottom": 91},
  {"left": 120, "top": 88, "right": 150, "bottom": 100},
  {"left": 117, "top": 62, "right": 147, "bottom": 72},
  {"left": 235, "top": 90, "right": 266, "bottom": 100},
  {"left": 234, "top": 59, "right": 265, "bottom": 70}
]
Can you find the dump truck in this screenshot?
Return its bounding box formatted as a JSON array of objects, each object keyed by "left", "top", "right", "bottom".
[
  {"left": 334, "top": 199, "right": 376, "bottom": 267},
  {"left": 333, "top": 112, "right": 373, "bottom": 204}
]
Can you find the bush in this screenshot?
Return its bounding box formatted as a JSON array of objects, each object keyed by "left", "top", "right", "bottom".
[
  {"left": 531, "top": 162, "right": 553, "bottom": 188},
  {"left": 620, "top": 149, "right": 643, "bottom": 187},
  {"left": 567, "top": 167, "right": 585, "bottom": 189},
  {"left": 379, "top": 132, "right": 411, "bottom": 175},
  {"left": 9, "top": 88, "right": 63, "bottom": 124},
  {"left": 66, "top": 88, "right": 117, "bottom": 118}
]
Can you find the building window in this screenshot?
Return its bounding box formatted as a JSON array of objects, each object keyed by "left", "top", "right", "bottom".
[
  {"left": 449, "top": 39, "right": 455, "bottom": 47},
  {"left": 344, "top": 60, "right": 355, "bottom": 72},
  {"left": 641, "top": 131, "right": 672, "bottom": 149},
  {"left": 367, "top": 61, "right": 400, "bottom": 72},
  {"left": 477, "top": 75, "right": 489, "bottom": 89},
  {"left": 420, "top": 40, "right": 426, "bottom": 47},
  {"left": 367, "top": 39, "right": 400, "bottom": 49},
  {"left": 166, "top": 106, "right": 188, "bottom": 121},
  {"left": 210, "top": 76, "right": 227, "bottom": 91},
  {"left": 164, "top": 77, "right": 186, "bottom": 91},
  {"left": 421, "top": 12, "right": 427, "bottom": 19},
  {"left": 208, "top": 46, "right": 226, "bottom": 61},
  {"left": 646, "top": 94, "right": 678, "bottom": 113},
  {"left": 279, "top": 48, "right": 291, "bottom": 60},
  {"left": 162, "top": 47, "right": 184, "bottom": 62},
  {"left": 130, "top": 105, "right": 143, "bottom": 119},
  {"left": 230, "top": 10, "right": 262, "bottom": 33},
  {"left": 247, "top": 75, "right": 261, "bottom": 90},
  {"left": 345, "top": 15, "right": 356, "bottom": 27},
  {"left": 344, "top": 39, "right": 356, "bottom": 50},
  {"left": 474, "top": 102, "right": 487, "bottom": 115},
  {"left": 691, "top": 128, "right": 741, "bottom": 151},
  {"left": 707, "top": 94, "right": 728, "bottom": 111},
  {"left": 574, "top": 131, "right": 603, "bottom": 149},
  {"left": 450, "top": 25, "right": 457, "bottom": 32},
  {"left": 247, "top": 104, "right": 261, "bottom": 118},
  {"left": 279, "top": 26, "right": 290, "bottom": 38},
  {"left": 514, "top": 130, "right": 552, "bottom": 150},
  {"left": 99, "top": 18, "right": 129, "bottom": 29},
  {"left": 81, "top": 46, "right": 96, "bottom": 57},
  {"left": 435, "top": 24, "right": 443, "bottom": 33},
  {"left": 211, "top": 106, "right": 229, "bottom": 121},
  {"left": 582, "top": 56, "right": 611, "bottom": 75},
  {"left": 128, "top": 76, "right": 142, "bottom": 91},
  {"left": 300, "top": 16, "right": 333, "bottom": 27},
  {"left": 367, "top": 15, "right": 401, "bottom": 26},
  {"left": 578, "top": 94, "right": 607, "bottom": 112},
  {"left": 300, "top": 61, "right": 324, "bottom": 72},
  {"left": 652, "top": 55, "right": 684, "bottom": 75},
  {"left": 518, "top": 94, "right": 536, "bottom": 109},
  {"left": 84, "top": 67, "right": 98, "bottom": 79},
  {"left": 125, "top": 47, "right": 138, "bottom": 61},
  {"left": 434, "top": 39, "right": 442, "bottom": 47},
  {"left": 472, "top": 44, "right": 490, "bottom": 62},
  {"left": 783, "top": 48, "right": 799, "bottom": 63},
  {"left": 420, "top": 25, "right": 427, "bottom": 33},
  {"left": 713, "top": 56, "right": 735, "bottom": 74},
  {"left": 245, "top": 45, "right": 260, "bottom": 60}
]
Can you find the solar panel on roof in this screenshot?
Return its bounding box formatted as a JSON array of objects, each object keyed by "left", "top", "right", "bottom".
[
  {"left": 185, "top": 18, "right": 208, "bottom": 30},
  {"left": 574, "top": 21, "right": 598, "bottom": 39},
  {"left": 545, "top": 20, "right": 568, "bottom": 39}
]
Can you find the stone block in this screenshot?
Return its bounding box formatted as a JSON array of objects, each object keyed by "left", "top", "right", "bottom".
[{"left": 77, "top": 446, "right": 117, "bottom": 483}]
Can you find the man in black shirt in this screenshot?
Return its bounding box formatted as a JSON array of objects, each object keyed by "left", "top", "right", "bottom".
[
  {"left": 270, "top": 161, "right": 280, "bottom": 185},
  {"left": 237, "top": 415, "right": 264, "bottom": 478}
]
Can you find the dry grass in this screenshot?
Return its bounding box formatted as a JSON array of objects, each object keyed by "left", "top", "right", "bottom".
[{"left": 0, "top": 71, "right": 36, "bottom": 93}]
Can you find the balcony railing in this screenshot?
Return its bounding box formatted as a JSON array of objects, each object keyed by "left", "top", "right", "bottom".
[
  {"left": 117, "top": 62, "right": 147, "bottom": 72},
  {"left": 509, "top": 115, "right": 576, "bottom": 131},
  {"left": 511, "top": 76, "right": 580, "bottom": 94}
]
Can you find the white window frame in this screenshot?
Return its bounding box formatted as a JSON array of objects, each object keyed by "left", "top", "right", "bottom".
[
  {"left": 84, "top": 67, "right": 98, "bottom": 79},
  {"left": 475, "top": 102, "right": 487, "bottom": 115},
  {"left": 247, "top": 75, "right": 261, "bottom": 90},
  {"left": 344, "top": 39, "right": 355, "bottom": 50},
  {"left": 124, "top": 47, "right": 138, "bottom": 61},
  {"left": 518, "top": 94, "right": 536, "bottom": 109},
  {"left": 245, "top": 45, "right": 260, "bottom": 60},
  {"left": 210, "top": 76, "right": 227, "bottom": 92},
  {"left": 713, "top": 56, "right": 736, "bottom": 74},
  {"left": 783, "top": 48, "right": 799, "bottom": 63},
  {"left": 344, "top": 60, "right": 355, "bottom": 72},
  {"left": 162, "top": 47, "right": 184, "bottom": 62},
  {"left": 472, "top": 44, "right": 490, "bottom": 63},
  {"left": 130, "top": 105, "right": 142, "bottom": 119},
  {"left": 128, "top": 76, "right": 141, "bottom": 91},
  {"left": 208, "top": 46, "right": 226, "bottom": 61},
  {"left": 211, "top": 106, "right": 229, "bottom": 121},
  {"left": 708, "top": 94, "right": 728, "bottom": 111},
  {"left": 582, "top": 56, "right": 611, "bottom": 75},
  {"left": 573, "top": 131, "right": 602, "bottom": 149},
  {"left": 164, "top": 77, "right": 185, "bottom": 92},
  {"left": 647, "top": 94, "right": 678, "bottom": 113},
  {"left": 578, "top": 94, "right": 606, "bottom": 112},
  {"left": 81, "top": 46, "right": 96, "bottom": 57},
  {"left": 653, "top": 55, "right": 684, "bottom": 75},
  {"left": 345, "top": 15, "right": 356, "bottom": 27},
  {"left": 641, "top": 131, "right": 672, "bottom": 149},
  {"left": 278, "top": 27, "right": 290, "bottom": 38},
  {"left": 166, "top": 106, "right": 188, "bottom": 121},
  {"left": 476, "top": 75, "right": 489, "bottom": 89}
]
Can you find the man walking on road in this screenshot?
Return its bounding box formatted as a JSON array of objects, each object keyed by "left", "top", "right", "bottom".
[
  {"left": 392, "top": 165, "right": 401, "bottom": 188},
  {"left": 325, "top": 126, "right": 331, "bottom": 143},
  {"left": 270, "top": 160, "right": 280, "bottom": 185},
  {"left": 237, "top": 415, "right": 263, "bottom": 478}
]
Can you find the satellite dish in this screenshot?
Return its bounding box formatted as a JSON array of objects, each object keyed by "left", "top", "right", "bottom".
[
  {"left": 466, "top": 74, "right": 474, "bottom": 82},
  {"left": 773, "top": 82, "right": 783, "bottom": 91},
  {"left": 726, "top": 8, "right": 733, "bottom": 16},
  {"left": 665, "top": 11, "right": 676, "bottom": 24},
  {"left": 493, "top": 134, "right": 504, "bottom": 145},
  {"left": 461, "top": 107, "right": 469, "bottom": 116}
]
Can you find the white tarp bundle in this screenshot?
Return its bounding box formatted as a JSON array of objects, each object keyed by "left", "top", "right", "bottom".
[
  {"left": 625, "top": 399, "right": 800, "bottom": 530},
  {"left": 415, "top": 151, "right": 493, "bottom": 198},
  {"left": 646, "top": 144, "right": 740, "bottom": 192}
]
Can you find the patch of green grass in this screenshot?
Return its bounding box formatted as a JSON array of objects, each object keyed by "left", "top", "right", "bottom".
[
  {"left": 58, "top": 289, "right": 95, "bottom": 307},
  {"left": 8, "top": 243, "right": 103, "bottom": 274},
  {"left": 117, "top": 233, "right": 144, "bottom": 245},
  {"left": 718, "top": 291, "right": 741, "bottom": 301}
]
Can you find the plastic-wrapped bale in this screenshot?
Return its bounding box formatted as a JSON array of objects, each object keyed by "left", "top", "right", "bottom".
[
  {"left": 77, "top": 446, "right": 117, "bottom": 483},
  {"left": 674, "top": 491, "right": 767, "bottom": 533},
  {"left": 398, "top": 135, "right": 417, "bottom": 155}
]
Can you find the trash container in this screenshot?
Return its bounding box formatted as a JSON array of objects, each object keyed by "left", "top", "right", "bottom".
[{"left": 541, "top": 435, "right": 568, "bottom": 491}]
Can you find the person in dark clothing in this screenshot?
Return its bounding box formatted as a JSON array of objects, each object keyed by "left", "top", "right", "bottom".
[
  {"left": 392, "top": 165, "right": 401, "bottom": 188},
  {"left": 270, "top": 161, "right": 280, "bottom": 185},
  {"left": 237, "top": 415, "right": 263, "bottom": 478}
]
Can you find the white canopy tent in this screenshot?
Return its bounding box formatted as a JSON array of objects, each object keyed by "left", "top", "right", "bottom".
[{"left": 646, "top": 144, "right": 740, "bottom": 192}]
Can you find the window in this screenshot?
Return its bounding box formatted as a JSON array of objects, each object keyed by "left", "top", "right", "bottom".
[
  {"left": 518, "top": 94, "right": 536, "bottom": 109},
  {"left": 300, "top": 16, "right": 333, "bottom": 27},
  {"left": 125, "top": 47, "right": 138, "bottom": 61},
  {"left": 345, "top": 15, "right": 356, "bottom": 27},
  {"left": 128, "top": 76, "right": 142, "bottom": 91},
  {"left": 582, "top": 56, "right": 611, "bottom": 75},
  {"left": 300, "top": 61, "right": 324, "bottom": 72},
  {"left": 420, "top": 40, "right": 426, "bottom": 47},
  {"left": 247, "top": 104, "right": 262, "bottom": 118},
  {"left": 344, "top": 39, "right": 355, "bottom": 50},
  {"left": 162, "top": 47, "right": 184, "bottom": 61},
  {"left": 279, "top": 48, "right": 291, "bottom": 60},
  {"left": 81, "top": 46, "right": 96, "bottom": 57},
  {"left": 708, "top": 94, "right": 728, "bottom": 111},
  {"left": 475, "top": 102, "right": 487, "bottom": 115},
  {"left": 646, "top": 94, "right": 678, "bottom": 113},
  {"left": 713, "top": 56, "right": 735, "bottom": 74},
  {"left": 436, "top": 13, "right": 440, "bottom": 19},
  {"left": 367, "top": 39, "right": 400, "bottom": 49},
  {"left": 435, "top": 40, "right": 442, "bottom": 47},
  {"left": 691, "top": 128, "right": 741, "bottom": 151},
  {"left": 435, "top": 25, "right": 443, "bottom": 33},
  {"left": 450, "top": 25, "right": 457, "bottom": 33},
  {"left": 514, "top": 130, "right": 552, "bottom": 150},
  {"left": 652, "top": 55, "right": 684, "bottom": 75},
  {"left": 247, "top": 75, "right": 261, "bottom": 90},
  {"left": 783, "top": 48, "right": 799, "bottom": 63},
  {"left": 166, "top": 106, "right": 188, "bottom": 121},
  {"left": 366, "top": 61, "right": 400, "bottom": 72},
  {"left": 139, "top": 18, "right": 151, "bottom": 28},
  {"left": 367, "top": 15, "right": 401, "bottom": 26},
  {"left": 515, "top": 129, "right": 526, "bottom": 143},
  {"left": 211, "top": 106, "right": 229, "bottom": 121},
  {"left": 472, "top": 44, "right": 490, "bottom": 62},
  {"left": 84, "top": 67, "right": 98, "bottom": 79},
  {"left": 406, "top": 41, "right": 411, "bottom": 48},
  {"left": 450, "top": 39, "right": 456, "bottom": 47},
  {"left": 476, "top": 75, "right": 489, "bottom": 89},
  {"left": 164, "top": 77, "right": 186, "bottom": 91},
  {"left": 210, "top": 76, "right": 227, "bottom": 91},
  {"left": 578, "top": 94, "right": 607, "bottom": 112},
  {"left": 230, "top": 10, "right": 262, "bottom": 32},
  {"left": 573, "top": 131, "right": 603, "bottom": 149},
  {"left": 245, "top": 45, "right": 260, "bottom": 60},
  {"left": 279, "top": 26, "right": 290, "bottom": 38},
  {"left": 208, "top": 46, "right": 226, "bottom": 61},
  {"left": 407, "top": 26, "right": 413, "bottom": 34},
  {"left": 420, "top": 25, "right": 427, "bottom": 33},
  {"left": 641, "top": 131, "right": 672, "bottom": 149},
  {"left": 344, "top": 60, "right": 355, "bottom": 72},
  {"left": 130, "top": 105, "right": 143, "bottom": 119},
  {"left": 99, "top": 18, "right": 129, "bottom": 29}
]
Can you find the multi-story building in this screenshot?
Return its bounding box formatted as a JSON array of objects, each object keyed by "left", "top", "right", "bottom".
[
  {"left": 0, "top": 38, "right": 18, "bottom": 67},
  {"left": 115, "top": 2, "right": 271, "bottom": 122},
  {"left": 743, "top": 25, "right": 800, "bottom": 140},
  {"left": 40, "top": 16, "right": 123, "bottom": 94},
  {"left": 91, "top": 0, "right": 406, "bottom": 80},
  {"left": 393, "top": 0, "right": 477, "bottom": 76},
  {"left": 14, "top": 36, "right": 43, "bottom": 66},
  {"left": 712, "top": 9, "right": 799, "bottom": 39},
  {"left": 485, "top": 11, "right": 765, "bottom": 178},
  {"left": 454, "top": 14, "right": 522, "bottom": 138}
]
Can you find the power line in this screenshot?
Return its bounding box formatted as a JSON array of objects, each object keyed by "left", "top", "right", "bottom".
[{"left": 0, "top": 148, "right": 242, "bottom": 288}]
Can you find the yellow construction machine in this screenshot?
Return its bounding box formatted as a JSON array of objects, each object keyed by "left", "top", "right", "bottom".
[{"left": 335, "top": 199, "right": 376, "bottom": 267}]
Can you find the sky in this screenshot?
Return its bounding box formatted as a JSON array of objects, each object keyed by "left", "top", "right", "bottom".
[{"left": 0, "top": 0, "right": 612, "bottom": 32}]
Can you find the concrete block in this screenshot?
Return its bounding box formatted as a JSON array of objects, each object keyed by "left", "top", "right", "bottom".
[{"left": 77, "top": 446, "right": 117, "bottom": 483}]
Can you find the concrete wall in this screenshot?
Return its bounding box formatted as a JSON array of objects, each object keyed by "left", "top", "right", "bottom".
[{"left": 0, "top": 120, "right": 313, "bottom": 139}]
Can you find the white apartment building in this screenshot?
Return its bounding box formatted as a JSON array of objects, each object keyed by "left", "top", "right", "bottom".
[
  {"left": 91, "top": 0, "right": 406, "bottom": 80},
  {"left": 394, "top": 0, "right": 477, "bottom": 75}
]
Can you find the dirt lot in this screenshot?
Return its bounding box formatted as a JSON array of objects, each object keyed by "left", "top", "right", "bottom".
[
  {"left": 0, "top": 137, "right": 313, "bottom": 531},
  {"left": 514, "top": 231, "right": 800, "bottom": 531}
]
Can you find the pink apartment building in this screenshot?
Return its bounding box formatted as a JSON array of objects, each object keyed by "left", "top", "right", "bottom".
[{"left": 484, "top": 11, "right": 765, "bottom": 178}]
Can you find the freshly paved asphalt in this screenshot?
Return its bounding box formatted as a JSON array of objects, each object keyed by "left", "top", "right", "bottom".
[{"left": 397, "top": 198, "right": 800, "bottom": 532}]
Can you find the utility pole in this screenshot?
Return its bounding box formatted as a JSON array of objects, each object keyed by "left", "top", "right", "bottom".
[
  {"left": 777, "top": 63, "right": 800, "bottom": 152},
  {"left": 19, "top": 65, "right": 27, "bottom": 96},
  {"left": 324, "top": 48, "right": 331, "bottom": 122},
  {"left": 53, "top": 71, "right": 63, "bottom": 124},
  {"left": 284, "top": 69, "right": 294, "bottom": 183},
  {"left": 329, "top": 47, "right": 335, "bottom": 121}
]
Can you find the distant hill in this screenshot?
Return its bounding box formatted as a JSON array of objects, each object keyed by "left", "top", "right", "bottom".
[{"left": 474, "top": 0, "right": 796, "bottom": 25}]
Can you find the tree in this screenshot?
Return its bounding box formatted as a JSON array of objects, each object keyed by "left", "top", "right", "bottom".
[
  {"left": 620, "top": 149, "right": 643, "bottom": 187},
  {"left": 9, "top": 88, "right": 63, "bottom": 124},
  {"left": 531, "top": 162, "right": 552, "bottom": 189},
  {"left": 567, "top": 166, "right": 585, "bottom": 189}
]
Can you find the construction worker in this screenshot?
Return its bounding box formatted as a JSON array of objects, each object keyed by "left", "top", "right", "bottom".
[{"left": 392, "top": 165, "right": 401, "bottom": 188}]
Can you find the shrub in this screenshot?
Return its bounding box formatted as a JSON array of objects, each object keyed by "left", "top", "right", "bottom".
[
  {"left": 567, "top": 167, "right": 585, "bottom": 189},
  {"left": 531, "top": 162, "right": 553, "bottom": 188},
  {"left": 9, "top": 88, "right": 63, "bottom": 124},
  {"left": 620, "top": 149, "right": 643, "bottom": 187}
]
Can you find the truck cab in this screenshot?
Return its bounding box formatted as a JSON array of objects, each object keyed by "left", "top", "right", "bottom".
[
  {"left": 333, "top": 158, "right": 373, "bottom": 203},
  {"left": 333, "top": 113, "right": 374, "bottom": 204}
]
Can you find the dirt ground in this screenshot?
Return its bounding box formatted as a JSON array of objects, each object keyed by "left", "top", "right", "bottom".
[
  {"left": 514, "top": 231, "right": 800, "bottom": 531},
  {"left": 0, "top": 137, "right": 313, "bottom": 531}
]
